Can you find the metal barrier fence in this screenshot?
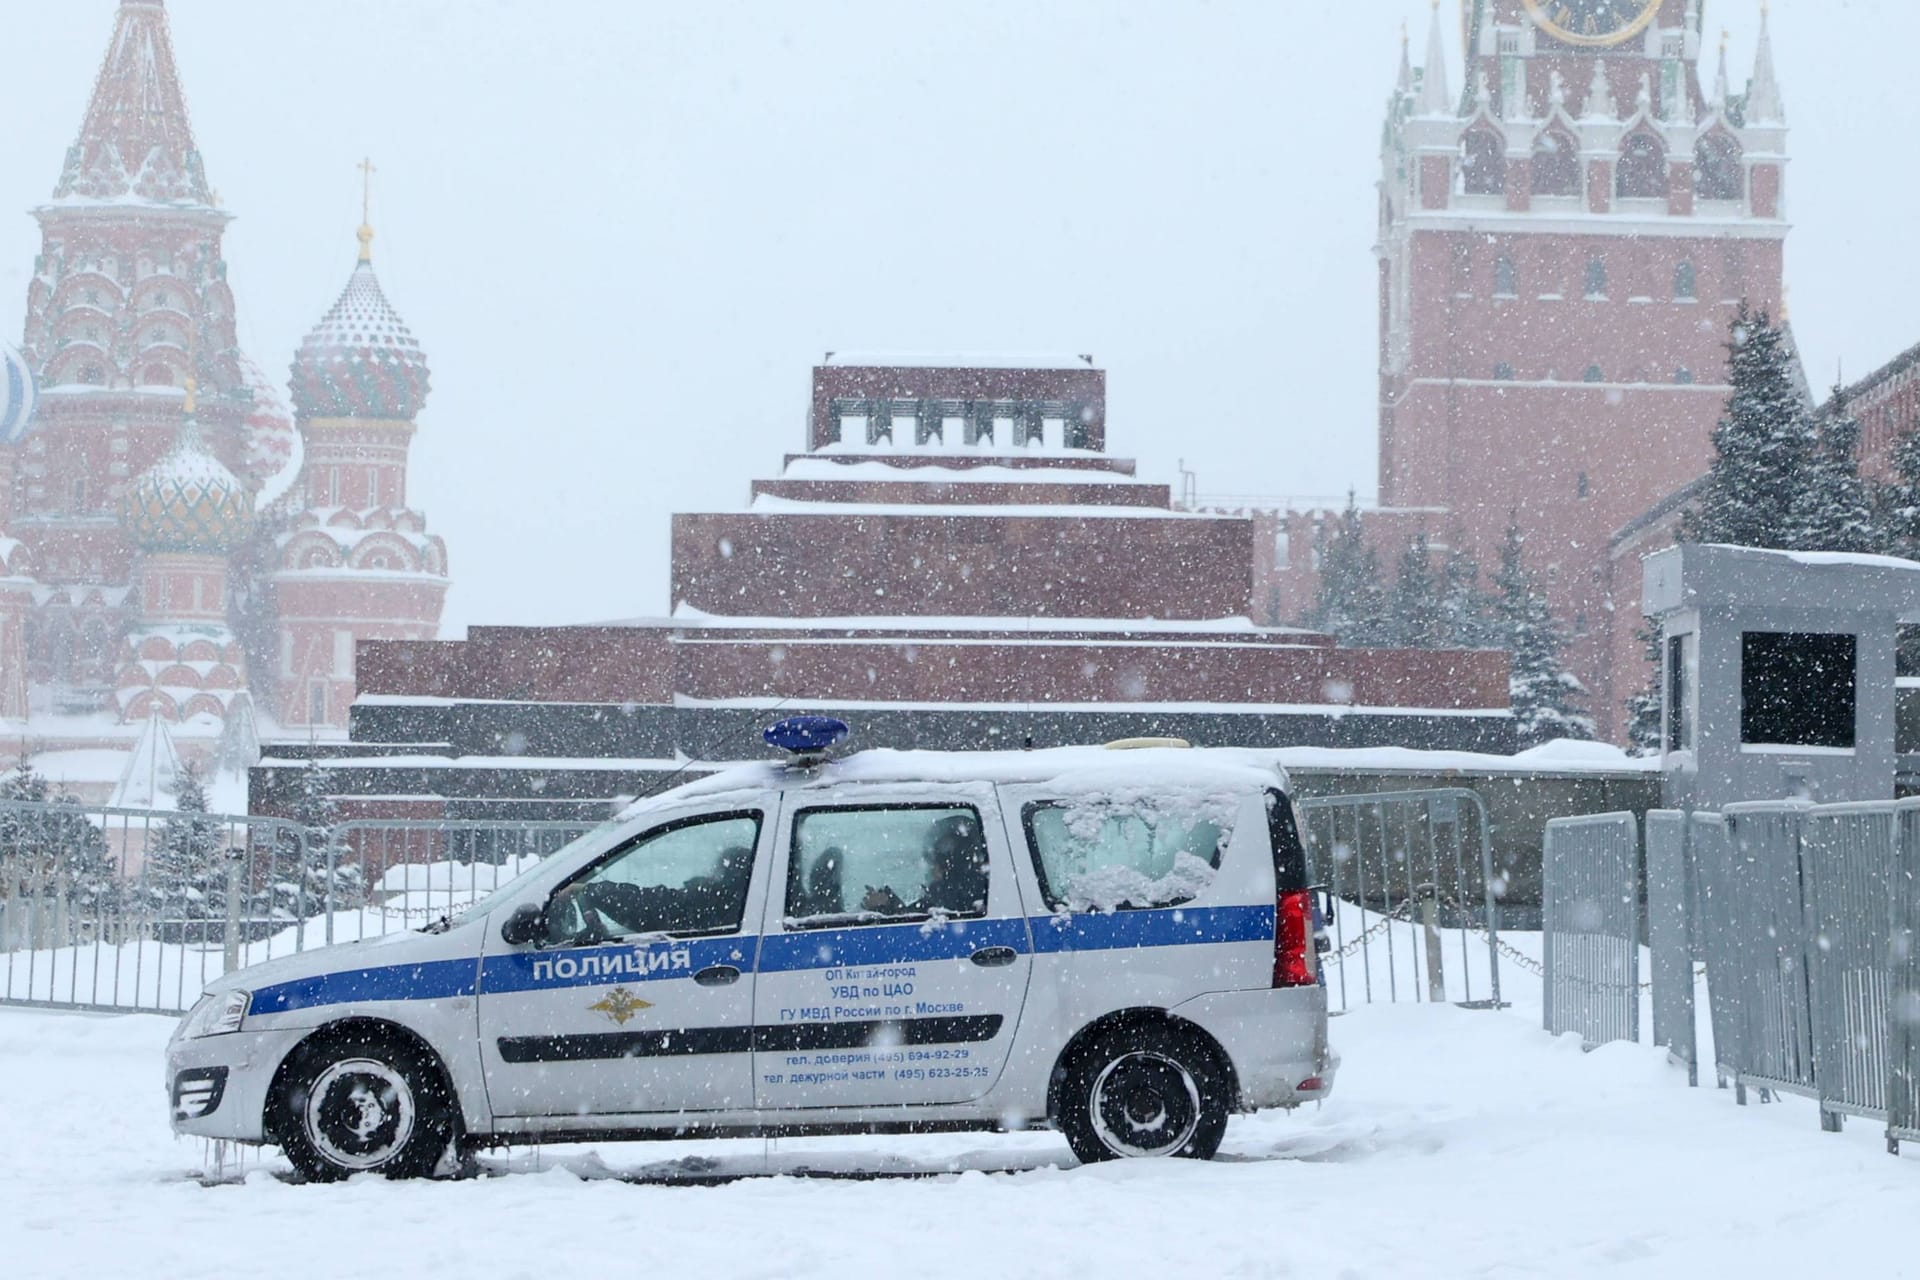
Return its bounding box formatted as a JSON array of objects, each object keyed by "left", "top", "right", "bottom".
[
  {"left": 1645, "top": 810, "right": 1697, "bottom": 1084},
  {"left": 0, "top": 799, "right": 309, "bottom": 1015},
  {"left": 1541, "top": 811, "right": 1640, "bottom": 1049},
  {"left": 1692, "top": 798, "right": 1920, "bottom": 1153},
  {"left": 0, "top": 802, "right": 599, "bottom": 1016},
  {"left": 1295, "top": 789, "right": 1504, "bottom": 1011}
]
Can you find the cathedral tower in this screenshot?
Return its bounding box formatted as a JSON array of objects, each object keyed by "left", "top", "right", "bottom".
[
  {"left": 270, "top": 218, "right": 447, "bottom": 731},
  {"left": 12, "top": 0, "right": 263, "bottom": 701},
  {"left": 1378, "top": 0, "right": 1786, "bottom": 735}
]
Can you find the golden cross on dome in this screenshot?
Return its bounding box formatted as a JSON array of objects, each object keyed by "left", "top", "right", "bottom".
[{"left": 357, "top": 157, "right": 377, "bottom": 262}]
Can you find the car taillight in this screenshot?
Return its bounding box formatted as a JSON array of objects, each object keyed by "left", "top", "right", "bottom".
[{"left": 1274, "top": 889, "right": 1317, "bottom": 988}]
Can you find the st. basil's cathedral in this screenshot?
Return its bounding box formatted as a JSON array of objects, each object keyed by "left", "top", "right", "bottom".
[{"left": 0, "top": 0, "right": 446, "bottom": 803}]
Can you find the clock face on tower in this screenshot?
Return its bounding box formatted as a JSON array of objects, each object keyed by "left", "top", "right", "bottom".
[{"left": 1520, "top": 0, "right": 1663, "bottom": 48}]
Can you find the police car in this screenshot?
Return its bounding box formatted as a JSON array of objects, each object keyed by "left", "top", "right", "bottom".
[{"left": 167, "top": 721, "right": 1336, "bottom": 1180}]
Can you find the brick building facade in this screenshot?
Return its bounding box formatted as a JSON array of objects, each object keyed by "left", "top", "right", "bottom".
[
  {"left": 258, "top": 356, "right": 1513, "bottom": 820},
  {"left": 1255, "top": 0, "right": 1787, "bottom": 740}
]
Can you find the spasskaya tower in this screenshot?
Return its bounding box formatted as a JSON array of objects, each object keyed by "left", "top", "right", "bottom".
[{"left": 1377, "top": 0, "right": 1786, "bottom": 736}]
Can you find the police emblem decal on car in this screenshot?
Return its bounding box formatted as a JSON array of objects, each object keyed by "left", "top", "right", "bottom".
[{"left": 588, "top": 987, "right": 653, "bottom": 1025}]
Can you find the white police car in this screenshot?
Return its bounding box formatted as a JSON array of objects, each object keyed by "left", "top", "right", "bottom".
[{"left": 167, "top": 721, "right": 1336, "bottom": 1179}]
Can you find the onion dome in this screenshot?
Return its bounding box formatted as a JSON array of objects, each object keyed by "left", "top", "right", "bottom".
[
  {"left": 0, "top": 344, "right": 37, "bottom": 444},
  {"left": 288, "top": 226, "right": 431, "bottom": 421},
  {"left": 124, "top": 387, "right": 254, "bottom": 554},
  {"left": 237, "top": 351, "right": 296, "bottom": 486}
]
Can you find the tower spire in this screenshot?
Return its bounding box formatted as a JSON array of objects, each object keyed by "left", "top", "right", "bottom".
[
  {"left": 55, "top": 0, "right": 208, "bottom": 204},
  {"left": 357, "top": 157, "right": 377, "bottom": 263},
  {"left": 1415, "top": 0, "right": 1451, "bottom": 116},
  {"left": 1395, "top": 20, "right": 1414, "bottom": 98},
  {"left": 1746, "top": 3, "right": 1786, "bottom": 124},
  {"left": 1713, "top": 28, "right": 1731, "bottom": 114}
]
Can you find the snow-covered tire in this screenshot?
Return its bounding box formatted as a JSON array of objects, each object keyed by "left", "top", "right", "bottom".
[
  {"left": 274, "top": 1030, "right": 458, "bottom": 1182},
  {"left": 1055, "top": 1023, "right": 1230, "bottom": 1164}
]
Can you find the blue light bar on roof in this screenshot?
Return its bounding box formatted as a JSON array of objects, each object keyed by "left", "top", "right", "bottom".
[{"left": 764, "top": 716, "right": 850, "bottom": 756}]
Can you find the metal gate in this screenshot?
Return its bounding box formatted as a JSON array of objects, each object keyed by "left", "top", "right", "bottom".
[
  {"left": 1541, "top": 811, "right": 1639, "bottom": 1048},
  {"left": 0, "top": 800, "right": 309, "bottom": 1016},
  {"left": 1294, "top": 789, "right": 1503, "bottom": 1011},
  {"left": 1645, "top": 810, "right": 1697, "bottom": 1083},
  {"left": 1889, "top": 805, "right": 1920, "bottom": 1148},
  {"left": 1716, "top": 803, "right": 1819, "bottom": 1102}
]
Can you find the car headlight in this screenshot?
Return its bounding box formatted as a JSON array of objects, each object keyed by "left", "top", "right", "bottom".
[{"left": 181, "top": 990, "right": 251, "bottom": 1039}]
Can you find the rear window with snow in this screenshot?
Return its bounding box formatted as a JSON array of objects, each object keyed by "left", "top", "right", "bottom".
[{"left": 1022, "top": 797, "right": 1233, "bottom": 913}]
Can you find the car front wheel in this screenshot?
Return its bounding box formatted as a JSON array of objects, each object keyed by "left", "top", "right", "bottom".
[
  {"left": 276, "top": 1033, "right": 457, "bottom": 1181},
  {"left": 1056, "top": 1023, "right": 1231, "bottom": 1164}
]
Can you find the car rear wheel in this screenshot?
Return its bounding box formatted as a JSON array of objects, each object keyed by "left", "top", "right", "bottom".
[
  {"left": 276, "top": 1032, "right": 457, "bottom": 1181},
  {"left": 1056, "top": 1023, "right": 1230, "bottom": 1164}
]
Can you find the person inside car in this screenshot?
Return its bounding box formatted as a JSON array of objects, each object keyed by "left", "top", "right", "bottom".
[
  {"left": 552, "top": 844, "right": 755, "bottom": 940},
  {"left": 860, "top": 815, "right": 988, "bottom": 918}
]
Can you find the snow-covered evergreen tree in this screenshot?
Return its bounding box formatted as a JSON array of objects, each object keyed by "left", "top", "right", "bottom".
[
  {"left": 1385, "top": 534, "right": 1442, "bottom": 649},
  {"left": 1305, "top": 492, "right": 1391, "bottom": 646},
  {"left": 1682, "top": 304, "right": 1816, "bottom": 548},
  {"left": 1788, "top": 384, "right": 1878, "bottom": 552},
  {"left": 144, "top": 767, "right": 230, "bottom": 922},
  {"left": 1624, "top": 624, "right": 1664, "bottom": 756},
  {"left": 1434, "top": 537, "right": 1493, "bottom": 650},
  {"left": 268, "top": 760, "right": 362, "bottom": 920},
  {"left": 1491, "top": 520, "right": 1596, "bottom": 748},
  {"left": 1877, "top": 416, "right": 1920, "bottom": 561},
  {"left": 0, "top": 758, "right": 116, "bottom": 908}
]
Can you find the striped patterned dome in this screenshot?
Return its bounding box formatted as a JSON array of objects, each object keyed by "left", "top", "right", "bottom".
[
  {"left": 289, "top": 247, "right": 431, "bottom": 422},
  {"left": 0, "top": 345, "right": 37, "bottom": 444},
  {"left": 124, "top": 417, "right": 254, "bottom": 554}
]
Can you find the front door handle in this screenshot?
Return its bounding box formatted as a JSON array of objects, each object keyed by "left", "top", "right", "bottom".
[
  {"left": 693, "top": 965, "right": 742, "bottom": 987},
  {"left": 970, "top": 946, "right": 1019, "bottom": 968}
]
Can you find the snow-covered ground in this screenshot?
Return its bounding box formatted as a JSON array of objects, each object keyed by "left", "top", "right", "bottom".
[{"left": 3, "top": 997, "right": 1914, "bottom": 1279}]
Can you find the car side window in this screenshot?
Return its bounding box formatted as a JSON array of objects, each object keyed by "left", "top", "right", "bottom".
[
  {"left": 1023, "top": 798, "right": 1232, "bottom": 913},
  {"left": 546, "top": 812, "right": 761, "bottom": 946},
  {"left": 786, "top": 805, "right": 989, "bottom": 927}
]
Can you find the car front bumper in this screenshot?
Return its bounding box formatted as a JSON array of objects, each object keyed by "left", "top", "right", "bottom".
[{"left": 166, "top": 1025, "right": 308, "bottom": 1143}]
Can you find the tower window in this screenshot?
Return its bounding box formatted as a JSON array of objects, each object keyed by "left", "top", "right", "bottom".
[
  {"left": 1675, "top": 367, "right": 1695, "bottom": 385},
  {"left": 1616, "top": 133, "right": 1667, "bottom": 199},
  {"left": 1584, "top": 258, "right": 1607, "bottom": 298},
  {"left": 1674, "top": 261, "right": 1697, "bottom": 300},
  {"left": 70, "top": 478, "right": 86, "bottom": 510},
  {"left": 308, "top": 680, "right": 329, "bottom": 726},
  {"left": 1576, "top": 472, "right": 1590, "bottom": 498},
  {"left": 1530, "top": 129, "right": 1581, "bottom": 197},
  {"left": 1494, "top": 255, "right": 1517, "bottom": 297},
  {"left": 1461, "top": 129, "right": 1506, "bottom": 196},
  {"left": 1493, "top": 362, "right": 1516, "bottom": 381},
  {"left": 79, "top": 365, "right": 103, "bottom": 385},
  {"left": 1695, "top": 132, "right": 1744, "bottom": 200},
  {"left": 1583, "top": 364, "right": 1605, "bottom": 383}
]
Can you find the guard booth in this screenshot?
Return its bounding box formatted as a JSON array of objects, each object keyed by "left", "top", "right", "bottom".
[{"left": 1644, "top": 544, "right": 1920, "bottom": 812}]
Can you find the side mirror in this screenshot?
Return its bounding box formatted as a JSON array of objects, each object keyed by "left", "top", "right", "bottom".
[{"left": 500, "top": 902, "right": 547, "bottom": 947}]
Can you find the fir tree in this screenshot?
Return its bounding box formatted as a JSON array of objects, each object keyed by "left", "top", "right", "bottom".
[
  {"left": 1434, "top": 537, "right": 1493, "bottom": 650},
  {"left": 1624, "top": 624, "right": 1665, "bottom": 756},
  {"left": 1788, "top": 384, "right": 1878, "bottom": 552},
  {"left": 1877, "top": 415, "right": 1920, "bottom": 561},
  {"left": 1305, "top": 492, "right": 1390, "bottom": 646},
  {"left": 1491, "top": 520, "right": 1597, "bottom": 748},
  {"left": 0, "top": 758, "right": 116, "bottom": 908},
  {"left": 1682, "top": 304, "right": 1817, "bottom": 548},
  {"left": 1385, "top": 534, "right": 1443, "bottom": 648},
  {"left": 269, "top": 760, "right": 362, "bottom": 920},
  {"left": 144, "top": 766, "right": 230, "bottom": 923}
]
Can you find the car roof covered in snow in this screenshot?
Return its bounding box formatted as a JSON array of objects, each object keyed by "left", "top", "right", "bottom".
[{"left": 624, "top": 745, "right": 1289, "bottom": 817}]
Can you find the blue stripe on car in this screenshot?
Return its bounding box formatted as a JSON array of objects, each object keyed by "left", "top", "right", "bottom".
[{"left": 247, "top": 904, "right": 1275, "bottom": 1016}]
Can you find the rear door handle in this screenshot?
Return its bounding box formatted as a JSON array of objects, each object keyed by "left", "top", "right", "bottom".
[
  {"left": 693, "top": 965, "right": 741, "bottom": 987},
  {"left": 970, "top": 946, "right": 1019, "bottom": 968}
]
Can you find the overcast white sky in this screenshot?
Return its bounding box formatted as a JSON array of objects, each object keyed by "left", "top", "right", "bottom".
[{"left": 0, "top": 2, "right": 1906, "bottom": 634}]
